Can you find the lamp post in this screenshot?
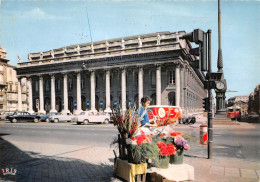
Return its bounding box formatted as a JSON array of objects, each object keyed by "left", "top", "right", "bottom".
[{"left": 215, "top": 0, "right": 227, "bottom": 114}]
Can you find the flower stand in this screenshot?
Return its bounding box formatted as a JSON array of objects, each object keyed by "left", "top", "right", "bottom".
[{"left": 114, "top": 158, "right": 147, "bottom": 182}]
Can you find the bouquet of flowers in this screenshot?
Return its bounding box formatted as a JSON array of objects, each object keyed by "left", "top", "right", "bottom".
[
  {"left": 174, "top": 136, "right": 190, "bottom": 151},
  {"left": 111, "top": 106, "right": 140, "bottom": 137},
  {"left": 157, "top": 141, "right": 177, "bottom": 156}
]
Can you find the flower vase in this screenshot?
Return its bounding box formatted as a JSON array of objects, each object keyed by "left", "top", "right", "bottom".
[
  {"left": 170, "top": 150, "right": 184, "bottom": 164},
  {"left": 158, "top": 156, "right": 169, "bottom": 169}
]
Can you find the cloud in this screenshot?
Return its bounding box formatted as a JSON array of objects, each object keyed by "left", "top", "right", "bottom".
[{"left": 20, "top": 8, "right": 66, "bottom": 20}]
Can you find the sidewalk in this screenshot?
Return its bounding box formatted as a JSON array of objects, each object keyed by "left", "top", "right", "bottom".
[{"left": 0, "top": 125, "right": 259, "bottom": 182}]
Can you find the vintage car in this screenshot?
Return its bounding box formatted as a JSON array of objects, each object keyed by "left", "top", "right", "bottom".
[
  {"left": 72, "top": 111, "right": 110, "bottom": 125},
  {"left": 41, "top": 112, "right": 59, "bottom": 122},
  {"left": 248, "top": 112, "right": 259, "bottom": 121},
  {"left": 0, "top": 111, "right": 15, "bottom": 120},
  {"left": 49, "top": 112, "right": 74, "bottom": 123},
  {"left": 6, "top": 111, "right": 42, "bottom": 123}
]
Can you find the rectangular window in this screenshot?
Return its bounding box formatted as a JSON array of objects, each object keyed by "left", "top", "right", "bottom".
[
  {"left": 169, "top": 71, "right": 175, "bottom": 85},
  {"left": 81, "top": 77, "right": 85, "bottom": 89},
  {"left": 35, "top": 81, "right": 39, "bottom": 92},
  {"left": 58, "top": 79, "right": 61, "bottom": 91},
  {"left": 68, "top": 78, "right": 73, "bottom": 91},
  {"left": 0, "top": 104, "right": 3, "bottom": 109},
  {"left": 45, "top": 80, "right": 50, "bottom": 92},
  {"left": 151, "top": 71, "right": 156, "bottom": 87}
]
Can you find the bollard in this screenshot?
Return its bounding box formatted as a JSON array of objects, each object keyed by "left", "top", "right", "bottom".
[{"left": 200, "top": 125, "right": 208, "bottom": 145}]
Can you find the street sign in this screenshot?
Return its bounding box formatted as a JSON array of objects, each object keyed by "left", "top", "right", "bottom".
[
  {"left": 114, "top": 100, "right": 117, "bottom": 109},
  {"left": 100, "top": 101, "right": 103, "bottom": 109},
  {"left": 74, "top": 101, "right": 77, "bottom": 109},
  {"left": 86, "top": 101, "right": 90, "bottom": 109}
]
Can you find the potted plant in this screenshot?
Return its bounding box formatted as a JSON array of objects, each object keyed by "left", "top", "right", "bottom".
[
  {"left": 169, "top": 134, "right": 190, "bottom": 164},
  {"left": 157, "top": 141, "right": 177, "bottom": 168}
]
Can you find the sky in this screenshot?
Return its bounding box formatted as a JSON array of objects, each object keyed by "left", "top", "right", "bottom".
[{"left": 0, "top": 0, "right": 259, "bottom": 100}]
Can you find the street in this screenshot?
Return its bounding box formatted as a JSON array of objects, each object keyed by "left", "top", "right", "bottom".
[{"left": 0, "top": 120, "right": 260, "bottom": 181}]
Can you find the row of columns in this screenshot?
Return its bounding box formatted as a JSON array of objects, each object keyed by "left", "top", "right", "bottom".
[{"left": 17, "top": 64, "right": 182, "bottom": 113}]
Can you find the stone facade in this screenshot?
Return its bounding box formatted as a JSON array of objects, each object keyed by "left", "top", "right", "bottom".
[
  {"left": 16, "top": 31, "right": 207, "bottom": 114},
  {"left": 0, "top": 46, "right": 27, "bottom": 111},
  {"left": 227, "top": 95, "right": 249, "bottom": 107},
  {"left": 248, "top": 84, "right": 260, "bottom": 114}
]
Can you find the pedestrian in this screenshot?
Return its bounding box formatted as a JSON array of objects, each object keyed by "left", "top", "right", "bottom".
[{"left": 139, "top": 96, "right": 157, "bottom": 128}]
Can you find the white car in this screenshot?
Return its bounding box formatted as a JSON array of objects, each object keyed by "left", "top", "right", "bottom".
[
  {"left": 73, "top": 111, "right": 110, "bottom": 125},
  {"left": 49, "top": 113, "right": 74, "bottom": 123}
]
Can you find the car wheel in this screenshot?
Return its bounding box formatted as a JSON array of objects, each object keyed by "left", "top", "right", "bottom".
[
  {"left": 45, "top": 118, "right": 50, "bottom": 123},
  {"left": 34, "top": 118, "right": 39, "bottom": 123},
  {"left": 12, "top": 118, "right": 17, "bottom": 123},
  {"left": 77, "top": 122, "right": 81, "bottom": 125},
  {"left": 54, "top": 118, "right": 59, "bottom": 123},
  {"left": 83, "top": 119, "right": 89, "bottom": 125},
  {"left": 104, "top": 119, "right": 109, "bottom": 124}
]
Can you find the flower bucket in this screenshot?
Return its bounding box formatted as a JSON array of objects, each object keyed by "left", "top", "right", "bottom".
[
  {"left": 170, "top": 150, "right": 183, "bottom": 164},
  {"left": 158, "top": 156, "right": 169, "bottom": 169},
  {"left": 127, "top": 145, "right": 142, "bottom": 164}
]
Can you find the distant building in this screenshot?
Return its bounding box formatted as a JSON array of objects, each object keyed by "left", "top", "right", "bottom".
[
  {"left": 0, "top": 46, "right": 27, "bottom": 111},
  {"left": 227, "top": 95, "right": 249, "bottom": 107},
  {"left": 248, "top": 83, "right": 260, "bottom": 114}
]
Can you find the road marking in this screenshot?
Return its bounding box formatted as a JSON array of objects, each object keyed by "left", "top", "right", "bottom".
[{"left": 214, "top": 145, "right": 229, "bottom": 149}]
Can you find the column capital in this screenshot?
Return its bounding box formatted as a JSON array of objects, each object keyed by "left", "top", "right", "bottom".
[
  {"left": 104, "top": 68, "right": 111, "bottom": 72},
  {"left": 155, "top": 64, "right": 161, "bottom": 69},
  {"left": 88, "top": 69, "right": 96, "bottom": 73},
  {"left": 50, "top": 74, "right": 55, "bottom": 79},
  {"left": 138, "top": 65, "right": 143, "bottom": 70},
  {"left": 120, "top": 66, "right": 126, "bottom": 70}
]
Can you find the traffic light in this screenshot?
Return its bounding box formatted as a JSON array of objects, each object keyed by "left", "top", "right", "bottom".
[
  {"left": 202, "top": 97, "right": 209, "bottom": 112},
  {"left": 181, "top": 29, "right": 207, "bottom": 71}
]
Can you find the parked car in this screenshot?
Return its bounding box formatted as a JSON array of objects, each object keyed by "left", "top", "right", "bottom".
[
  {"left": 0, "top": 111, "right": 15, "bottom": 120},
  {"left": 6, "top": 111, "right": 42, "bottom": 123},
  {"left": 49, "top": 112, "right": 74, "bottom": 123},
  {"left": 41, "top": 112, "right": 59, "bottom": 122},
  {"left": 73, "top": 111, "right": 110, "bottom": 125},
  {"left": 248, "top": 112, "right": 259, "bottom": 121}
]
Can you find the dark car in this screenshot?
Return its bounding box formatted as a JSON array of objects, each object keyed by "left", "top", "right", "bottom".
[
  {"left": 6, "top": 111, "right": 42, "bottom": 123},
  {"left": 248, "top": 112, "right": 259, "bottom": 121},
  {"left": 41, "top": 112, "right": 59, "bottom": 122}
]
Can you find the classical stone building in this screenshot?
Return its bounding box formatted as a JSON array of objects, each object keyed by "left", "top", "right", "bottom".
[
  {"left": 248, "top": 84, "right": 260, "bottom": 114},
  {"left": 16, "top": 31, "right": 207, "bottom": 114},
  {"left": 227, "top": 95, "right": 249, "bottom": 107},
  {"left": 0, "top": 46, "right": 27, "bottom": 111}
]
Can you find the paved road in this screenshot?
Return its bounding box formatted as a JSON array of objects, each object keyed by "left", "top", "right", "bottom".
[
  {"left": 0, "top": 121, "right": 118, "bottom": 148},
  {"left": 174, "top": 122, "right": 260, "bottom": 163}
]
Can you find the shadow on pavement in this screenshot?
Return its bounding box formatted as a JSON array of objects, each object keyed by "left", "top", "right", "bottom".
[{"left": 0, "top": 135, "right": 115, "bottom": 182}]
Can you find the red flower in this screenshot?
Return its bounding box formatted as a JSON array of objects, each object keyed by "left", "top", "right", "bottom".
[
  {"left": 170, "top": 131, "right": 182, "bottom": 137},
  {"left": 131, "top": 137, "right": 136, "bottom": 141},
  {"left": 159, "top": 143, "right": 177, "bottom": 156},
  {"left": 157, "top": 141, "right": 167, "bottom": 149}
]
